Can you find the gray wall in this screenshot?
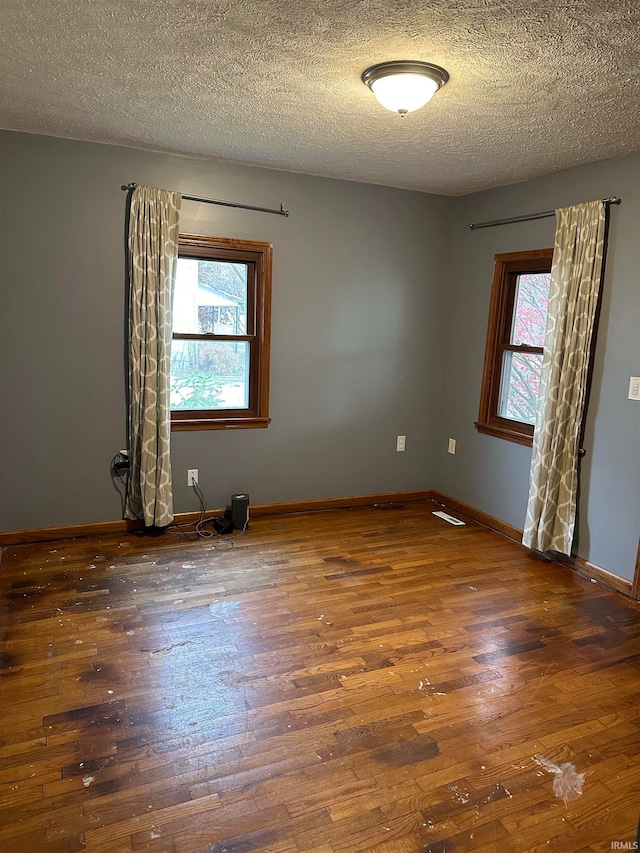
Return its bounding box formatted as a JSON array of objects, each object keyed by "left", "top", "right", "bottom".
[
  {"left": 0, "top": 131, "right": 454, "bottom": 531},
  {"left": 1, "top": 131, "right": 637, "bottom": 583},
  {"left": 435, "top": 152, "right": 640, "bottom": 581}
]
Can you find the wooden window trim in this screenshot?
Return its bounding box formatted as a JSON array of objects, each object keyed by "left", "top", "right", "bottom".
[
  {"left": 476, "top": 248, "right": 554, "bottom": 446},
  {"left": 171, "top": 234, "right": 272, "bottom": 431}
]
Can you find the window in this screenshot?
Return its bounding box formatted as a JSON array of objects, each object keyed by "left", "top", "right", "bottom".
[
  {"left": 476, "top": 248, "right": 553, "bottom": 445},
  {"left": 170, "top": 235, "right": 272, "bottom": 430}
]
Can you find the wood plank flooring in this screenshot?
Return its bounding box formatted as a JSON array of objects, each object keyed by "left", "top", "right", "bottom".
[{"left": 1, "top": 501, "right": 639, "bottom": 852}]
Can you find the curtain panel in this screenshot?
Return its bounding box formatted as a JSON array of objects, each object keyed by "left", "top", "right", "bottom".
[
  {"left": 126, "top": 186, "right": 182, "bottom": 528},
  {"left": 523, "top": 200, "right": 606, "bottom": 555}
]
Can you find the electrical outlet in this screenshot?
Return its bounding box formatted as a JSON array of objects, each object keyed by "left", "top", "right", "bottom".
[
  {"left": 396, "top": 435, "right": 406, "bottom": 452},
  {"left": 629, "top": 376, "right": 640, "bottom": 401},
  {"left": 448, "top": 438, "right": 456, "bottom": 454},
  {"left": 187, "top": 469, "right": 198, "bottom": 486},
  {"left": 113, "top": 449, "right": 130, "bottom": 472}
]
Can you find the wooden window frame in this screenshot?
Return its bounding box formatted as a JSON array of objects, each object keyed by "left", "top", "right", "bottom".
[
  {"left": 171, "top": 234, "right": 272, "bottom": 431},
  {"left": 476, "top": 248, "right": 553, "bottom": 446}
]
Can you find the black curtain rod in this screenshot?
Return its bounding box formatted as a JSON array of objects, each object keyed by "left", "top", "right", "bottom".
[
  {"left": 468, "top": 197, "right": 621, "bottom": 230},
  {"left": 121, "top": 183, "right": 290, "bottom": 217}
]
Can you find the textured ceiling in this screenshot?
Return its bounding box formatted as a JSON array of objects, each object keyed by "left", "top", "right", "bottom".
[{"left": 1, "top": 0, "right": 639, "bottom": 194}]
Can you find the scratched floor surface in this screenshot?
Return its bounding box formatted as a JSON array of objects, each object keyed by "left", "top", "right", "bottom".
[{"left": 1, "top": 502, "right": 639, "bottom": 852}]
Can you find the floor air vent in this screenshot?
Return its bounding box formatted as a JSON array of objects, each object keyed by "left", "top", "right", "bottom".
[{"left": 432, "top": 510, "right": 466, "bottom": 526}]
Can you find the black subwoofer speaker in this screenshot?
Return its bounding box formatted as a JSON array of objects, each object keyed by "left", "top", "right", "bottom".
[{"left": 230, "top": 493, "right": 250, "bottom": 530}]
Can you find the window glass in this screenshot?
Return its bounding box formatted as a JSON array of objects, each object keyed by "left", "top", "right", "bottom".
[
  {"left": 170, "top": 340, "right": 250, "bottom": 410},
  {"left": 173, "top": 259, "right": 248, "bottom": 335},
  {"left": 511, "top": 272, "right": 551, "bottom": 347},
  {"left": 499, "top": 351, "right": 543, "bottom": 424}
]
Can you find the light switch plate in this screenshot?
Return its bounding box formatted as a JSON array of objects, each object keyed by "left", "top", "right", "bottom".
[{"left": 628, "top": 376, "right": 640, "bottom": 401}]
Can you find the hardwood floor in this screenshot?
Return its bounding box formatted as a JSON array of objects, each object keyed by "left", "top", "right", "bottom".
[{"left": 1, "top": 501, "right": 639, "bottom": 852}]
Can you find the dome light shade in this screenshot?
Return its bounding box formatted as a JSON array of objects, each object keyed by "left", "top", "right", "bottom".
[{"left": 362, "top": 61, "right": 449, "bottom": 115}]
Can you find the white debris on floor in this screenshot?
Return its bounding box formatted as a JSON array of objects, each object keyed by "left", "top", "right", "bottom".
[{"left": 534, "top": 755, "right": 585, "bottom": 803}]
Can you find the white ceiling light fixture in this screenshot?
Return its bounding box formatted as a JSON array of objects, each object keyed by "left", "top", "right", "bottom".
[{"left": 362, "top": 60, "right": 449, "bottom": 116}]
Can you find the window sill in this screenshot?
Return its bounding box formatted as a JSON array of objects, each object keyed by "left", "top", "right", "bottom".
[
  {"left": 475, "top": 420, "right": 533, "bottom": 447},
  {"left": 171, "top": 417, "right": 271, "bottom": 431}
]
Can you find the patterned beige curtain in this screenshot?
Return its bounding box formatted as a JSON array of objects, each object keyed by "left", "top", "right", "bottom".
[
  {"left": 126, "top": 186, "right": 182, "bottom": 528},
  {"left": 523, "top": 200, "right": 606, "bottom": 555}
]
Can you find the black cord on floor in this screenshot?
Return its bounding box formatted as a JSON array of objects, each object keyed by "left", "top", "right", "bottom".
[{"left": 166, "top": 481, "right": 249, "bottom": 547}]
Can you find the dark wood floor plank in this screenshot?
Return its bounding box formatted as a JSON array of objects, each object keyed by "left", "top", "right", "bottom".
[{"left": 1, "top": 502, "right": 639, "bottom": 851}]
